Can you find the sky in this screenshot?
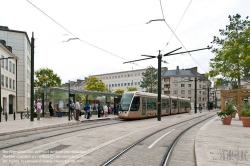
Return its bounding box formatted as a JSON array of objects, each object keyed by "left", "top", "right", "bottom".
[{"left": 1, "top": 0, "right": 250, "bottom": 83}]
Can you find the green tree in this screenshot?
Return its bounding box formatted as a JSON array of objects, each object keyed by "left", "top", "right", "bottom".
[
  {"left": 209, "top": 14, "right": 250, "bottom": 89},
  {"left": 127, "top": 87, "right": 137, "bottom": 91},
  {"left": 84, "top": 76, "right": 107, "bottom": 92},
  {"left": 140, "top": 66, "right": 158, "bottom": 93},
  {"left": 114, "top": 89, "right": 124, "bottom": 94},
  {"left": 35, "top": 68, "right": 62, "bottom": 87}
]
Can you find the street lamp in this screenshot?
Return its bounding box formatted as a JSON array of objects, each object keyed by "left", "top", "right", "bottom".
[{"left": 0, "top": 56, "right": 14, "bottom": 122}]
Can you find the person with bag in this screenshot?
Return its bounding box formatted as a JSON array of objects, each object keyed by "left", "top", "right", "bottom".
[{"left": 69, "top": 101, "right": 75, "bottom": 120}]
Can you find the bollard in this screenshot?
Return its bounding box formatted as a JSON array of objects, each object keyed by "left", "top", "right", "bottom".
[
  {"left": 5, "top": 112, "right": 7, "bottom": 121},
  {"left": 21, "top": 112, "right": 23, "bottom": 119},
  {"left": 14, "top": 112, "right": 16, "bottom": 120}
]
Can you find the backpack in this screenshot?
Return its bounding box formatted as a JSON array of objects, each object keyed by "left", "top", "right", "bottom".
[{"left": 70, "top": 103, "right": 75, "bottom": 110}]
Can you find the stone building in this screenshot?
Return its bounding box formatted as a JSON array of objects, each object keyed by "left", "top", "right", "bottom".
[
  {"left": 0, "top": 41, "right": 18, "bottom": 114},
  {"left": 0, "top": 26, "right": 31, "bottom": 112}
]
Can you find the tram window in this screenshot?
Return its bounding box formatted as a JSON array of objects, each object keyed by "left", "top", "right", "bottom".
[
  {"left": 172, "top": 100, "right": 177, "bottom": 109},
  {"left": 162, "top": 99, "right": 166, "bottom": 109},
  {"left": 147, "top": 98, "right": 156, "bottom": 110},
  {"left": 130, "top": 97, "right": 140, "bottom": 111},
  {"left": 120, "top": 93, "right": 133, "bottom": 111}
]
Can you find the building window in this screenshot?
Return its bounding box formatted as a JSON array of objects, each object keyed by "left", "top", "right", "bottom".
[
  {"left": 118, "top": 83, "right": 120, "bottom": 87},
  {"left": 138, "top": 73, "right": 140, "bottom": 76},
  {"left": 115, "top": 84, "right": 117, "bottom": 87},
  {"left": 5, "top": 76, "right": 8, "bottom": 88},
  {"left": 124, "top": 75, "right": 126, "bottom": 77},
  {"left": 109, "top": 76, "right": 111, "bottom": 79},
  {"left": 128, "top": 83, "right": 130, "bottom": 86},
  {"left": 131, "top": 74, "right": 133, "bottom": 77},
  {"left": 112, "top": 76, "right": 114, "bottom": 79},
  {"left": 121, "top": 83, "right": 123, "bottom": 86},
  {"left": 13, "top": 80, "right": 15, "bottom": 90},
  {"left": 1, "top": 55, "right": 4, "bottom": 67},
  {"left": 115, "top": 76, "right": 117, "bottom": 79},
  {"left": 135, "top": 82, "right": 137, "bottom": 85},
  {"left": 5, "top": 59, "right": 8, "bottom": 70},
  {"left": 135, "top": 73, "right": 137, "bottom": 76},
  {"left": 121, "top": 75, "right": 123, "bottom": 78},
  {"left": 181, "top": 84, "right": 185, "bottom": 87},
  {"left": 9, "top": 61, "right": 12, "bottom": 72},
  {"left": 112, "top": 84, "right": 114, "bottom": 87},
  {"left": 188, "top": 97, "right": 191, "bottom": 100},
  {"left": 1, "top": 75, "right": 4, "bottom": 86},
  {"left": 138, "top": 81, "right": 140, "bottom": 85},
  {"left": 174, "top": 90, "right": 178, "bottom": 94},
  {"left": 118, "top": 75, "right": 120, "bottom": 78},
  {"left": 9, "top": 78, "right": 12, "bottom": 89},
  {"left": 12, "top": 63, "right": 15, "bottom": 74},
  {"left": 188, "top": 84, "right": 191, "bottom": 87},
  {"left": 181, "top": 90, "right": 185, "bottom": 94},
  {"left": 188, "top": 90, "right": 191, "bottom": 94},
  {"left": 199, "top": 91, "right": 201, "bottom": 94},
  {"left": 173, "top": 77, "right": 178, "bottom": 82},
  {"left": 124, "top": 83, "right": 126, "bottom": 86},
  {"left": 181, "top": 77, "right": 185, "bottom": 81},
  {"left": 174, "top": 84, "right": 178, "bottom": 88},
  {"left": 128, "top": 74, "right": 130, "bottom": 77},
  {"left": 106, "top": 77, "right": 108, "bottom": 79}
]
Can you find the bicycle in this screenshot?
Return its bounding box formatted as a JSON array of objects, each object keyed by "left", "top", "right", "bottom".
[{"left": 22, "top": 107, "right": 30, "bottom": 119}]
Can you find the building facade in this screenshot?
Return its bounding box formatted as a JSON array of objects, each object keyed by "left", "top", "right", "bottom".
[
  {"left": 90, "top": 67, "right": 168, "bottom": 92},
  {"left": 0, "top": 42, "right": 18, "bottom": 114},
  {"left": 162, "top": 66, "right": 210, "bottom": 109},
  {"left": 0, "top": 26, "right": 31, "bottom": 113}
]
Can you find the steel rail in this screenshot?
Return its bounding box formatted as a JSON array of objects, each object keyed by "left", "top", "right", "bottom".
[
  {"left": 102, "top": 113, "right": 215, "bottom": 166},
  {"left": 161, "top": 114, "right": 215, "bottom": 166}
]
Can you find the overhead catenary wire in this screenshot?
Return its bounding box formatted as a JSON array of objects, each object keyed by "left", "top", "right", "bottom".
[
  {"left": 158, "top": 0, "right": 207, "bottom": 72},
  {"left": 26, "top": 0, "right": 144, "bottom": 68}
]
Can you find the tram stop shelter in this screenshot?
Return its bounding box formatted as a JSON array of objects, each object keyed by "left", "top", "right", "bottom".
[
  {"left": 38, "top": 87, "right": 122, "bottom": 115},
  {"left": 221, "top": 89, "right": 250, "bottom": 117}
]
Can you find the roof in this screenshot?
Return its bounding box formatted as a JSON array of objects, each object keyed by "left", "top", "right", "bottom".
[
  {"left": 40, "top": 87, "right": 122, "bottom": 97},
  {"left": 162, "top": 69, "right": 204, "bottom": 77},
  {"left": 0, "top": 27, "right": 31, "bottom": 45}
]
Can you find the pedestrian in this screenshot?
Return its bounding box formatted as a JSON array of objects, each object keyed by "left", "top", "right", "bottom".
[
  {"left": 85, "top": 102, "right": 91, "bottom": 119},
  {"left": 49, "top": 102, "right": 54, "bottom": 118},
  {"left": 75, "top": 99, "right": 80, "bottom": 121},
  {"left": 36, "top": 99, "right": 42, "bottom": 120},
  {"left": 198, "top": 104, "right": 202, "bottom": 113},
  {"left": 104, "top": 103, "right": 108, "bottom": 117},
  {"left": 69, "top": 101, "right": 75, "bottom": 120}
]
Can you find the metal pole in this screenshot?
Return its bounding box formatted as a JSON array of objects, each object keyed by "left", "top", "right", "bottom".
[
  {"left": 30, "top": 32, "right": 34, "bottom": 121},
  {"left": 15, "top": 58, "right": 17, "bottom": 120},
  {"left": 68, "top": 80, "right": 70, "bottom": 121},
  {"left": 207, "top": 87, "right": 210, "bottom": 111},
  {"left": 42, "top": 92, "right": 45, "bottom": 117},
  {"left": 194, "top": 77, "right": 197, "bottom": 113},
  {"left": 0, "top": 59, "right": 1, "bottom": 122},
  {"left": 157, "top": 50, "right": 162, "bottom": 121}
]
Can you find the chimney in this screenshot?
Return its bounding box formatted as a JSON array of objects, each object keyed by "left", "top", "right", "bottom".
[{"left": 176, "top": 66, "right": 179, "bottom": 74}]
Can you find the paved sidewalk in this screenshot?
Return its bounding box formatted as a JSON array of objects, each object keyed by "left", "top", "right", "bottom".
[
  {"left": 0, "top": 113, "right": 119, "bottom": 136},
  {"left": 195, "top": 113, "right": 250, "bottom": 166}
]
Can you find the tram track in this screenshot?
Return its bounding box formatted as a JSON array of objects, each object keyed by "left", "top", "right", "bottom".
[
  {"left": 101, "top": 113, "right": 215, "bottom": 166},
  {"left": 0, "top": 120, "right": 125, "bottom": 151}
]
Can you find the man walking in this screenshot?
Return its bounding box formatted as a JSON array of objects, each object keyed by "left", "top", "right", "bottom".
[
  {"left": 75, "top": 99, "right": 80, "bottom": 121},
  {"left": 36, "top": 99, "right": 42, "bottom": 120}
]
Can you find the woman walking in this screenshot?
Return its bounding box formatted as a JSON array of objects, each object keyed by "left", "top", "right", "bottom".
[{"left": 49, "top": 102, "right": 54, "bottom": 118}]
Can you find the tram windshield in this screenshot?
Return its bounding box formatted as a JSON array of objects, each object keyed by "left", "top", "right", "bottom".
[{"left": 119, "top": 93, "right": 134, "bottom": 111}]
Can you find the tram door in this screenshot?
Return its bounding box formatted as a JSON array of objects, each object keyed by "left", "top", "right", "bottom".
[{"left": 142, "top": 97, "right": 146, "bottom": 116}]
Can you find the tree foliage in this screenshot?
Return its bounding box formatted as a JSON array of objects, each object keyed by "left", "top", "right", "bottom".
[
  {"left": 84, "top": 76, "right": 107, "bottom": 92},
  {"left": 209, "top": 14, "right": 250, "bottom": 89},
  {"left": 127, "top": 87, "right": 137, "bottom": 91},
  {"left": 114, "top": 89, "right": 124, "bottom": 94},
  {"left": 35, "top": 68, "right": 62, "bottom": 87},
  {"left": 140, "top": 66, "right": 158, "bottom": 93}
]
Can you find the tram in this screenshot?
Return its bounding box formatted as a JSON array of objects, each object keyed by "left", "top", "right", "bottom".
[{"left": 118, "top": 91, "right": 191, "bottom": 119}]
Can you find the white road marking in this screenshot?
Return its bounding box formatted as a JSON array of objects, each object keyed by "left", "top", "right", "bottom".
[{"left": 148, "top": 129, "right": 175, "bottom": 149}]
